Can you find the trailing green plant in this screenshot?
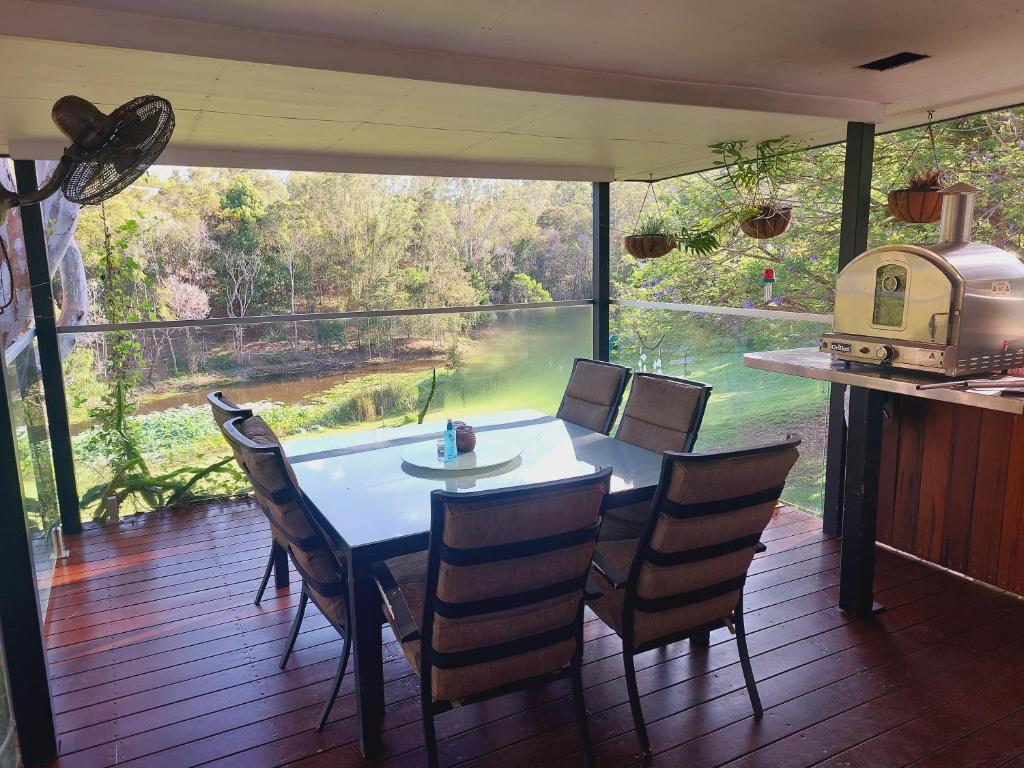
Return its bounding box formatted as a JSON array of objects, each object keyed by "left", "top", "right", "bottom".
[
  {"left": 83, "top": 208, "right": 244, "bottom": 518},
  {"left": 417, "top": 368, "right": 437, "bottom": 424},
  {"left": 708, "top": 136, "right": 806, "bottom": 222},
  {"left": 630, "top": 213, "right": 720, "bottom": 256},
  {"left": 632, "top": 213, "right": 672, "bottom": 236}
]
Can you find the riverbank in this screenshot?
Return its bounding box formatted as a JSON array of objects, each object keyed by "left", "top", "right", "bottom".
[{"left": 66, "top": 308, "right": 828, "bottom": 519}]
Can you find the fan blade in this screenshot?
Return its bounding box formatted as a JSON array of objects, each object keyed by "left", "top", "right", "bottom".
[{"left": 113, "top": 110, "right": 162, "bottom": 150}]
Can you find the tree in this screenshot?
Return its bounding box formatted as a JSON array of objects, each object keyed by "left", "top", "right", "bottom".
[{"left": 0, "top": 160, "right": 89, "bottom": 356}]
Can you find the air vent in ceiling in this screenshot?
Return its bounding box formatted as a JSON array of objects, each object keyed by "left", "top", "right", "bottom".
[{"left": 858, "top": 51, "right": 929, "bottom": 71}]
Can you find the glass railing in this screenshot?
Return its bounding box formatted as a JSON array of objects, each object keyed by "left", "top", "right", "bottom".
[
  {"left": 611, "top": 301, "right": 831, "bottom": 514},
  {"left": 3, "top": 330, "right": 60, "bottom": 619},
  {"left": 61, "top": 304, "right": 594, "bottom": 518}
]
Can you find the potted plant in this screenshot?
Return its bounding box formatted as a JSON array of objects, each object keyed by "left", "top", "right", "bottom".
[
  {"left": 738, "top": 203, "right": 793, "bottom": 239},
  {"left": 709, "top": 136, "right": 803, "bottom": 239},
  {"left": 624, "top": 213, "right": 720, "bottom": 260},
  {"left": 887, "top": 168, "right": 944, "bottom": 223},
  {"left": 624, "top": 213, "right": 678, "bottom": 259}
]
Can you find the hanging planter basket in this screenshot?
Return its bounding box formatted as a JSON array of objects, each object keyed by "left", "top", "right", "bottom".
[
  {"left": 624, "top": 234, "right": 677, "bottom": 260},
  {"left": 887, "top": 188, "right": 943, "bottom": 223},
  {"left": 739, "top": 206, "right": 792, "bottom": 239},
  {"left": 888, "top": 117, "right": 946, "bottom": 224}
]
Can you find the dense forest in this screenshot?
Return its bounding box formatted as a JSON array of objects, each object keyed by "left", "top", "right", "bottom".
[{"left": 26, "top": 105, "right": 1024, "bottom": 518}]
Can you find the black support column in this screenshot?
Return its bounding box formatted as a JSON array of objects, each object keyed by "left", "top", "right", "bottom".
[
  {"left": 592, "top": 181, "right": 610, "bottom": 361},
  {"left": 823, "top": 123, "right": 874, "bottom": 537},
  {"left": 14, "top": 160, "right": 81, "bottom": 533},
  {"left": 829, "top": 122, "right": 887, "bottom": 617},
  {"left": 0, "top": 361, "right": 58, "bottom": 765}
]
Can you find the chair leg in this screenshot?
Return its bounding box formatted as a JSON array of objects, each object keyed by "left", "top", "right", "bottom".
[
  {"left": 254, "top": 542, "right": 278, "bottom": 606},
  {"left": 735, "top": 595, "right": 763, "bottom": 717},
  {"left": 569, "top": 656, "right": 595, "bottom": 768},
  {"left": 622, "top": 646, "right": 651, "bottom": 761},
  {"left": 279, "top": 584, "right": 308, "bottom": 669},
  {"left": 317, "top": 631, "right": 352, "bottom": 730},
  {"left": 691, "top": 628, "right": 711, "bottom": 646},
  {"left": 421, "top": 689, "right": 440, "bottom": 768}
]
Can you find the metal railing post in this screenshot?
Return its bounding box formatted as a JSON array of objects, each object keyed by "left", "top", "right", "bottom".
[
  {"left": 0, "top": 353, "right": 58, "bottom": 766},
  {"left": 13, "top": 160, "right": 81, "bottom": 533},
  {"left": 592, "top": 181, "right": 610, "bottom": 361}
]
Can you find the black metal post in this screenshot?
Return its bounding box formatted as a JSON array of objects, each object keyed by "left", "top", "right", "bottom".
[
  {"left": 823, "top": 122, "right": 874, "bottom": 537},
  {"left": 839, "top": 387, "right": 885, "bottom": 616},
  {"left": 592, "top": 181, "right": 610, "bottom": 361},
  {"left": 13, "top": 160, "right": 81, "bottom": 534},
  {"left": 0, "top": 358, "right": 58, "bottom": 765}
]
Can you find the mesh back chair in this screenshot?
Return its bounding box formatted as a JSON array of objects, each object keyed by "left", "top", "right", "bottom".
[
  {"left": 372, "top": 470, "right": 612, "bottom": 768},
  {"left": 208, "top": 391, "right": 286, "bottom": 605},
  {"left": 220, "top": 415, "right": 352, "bottom": 730},
  {"left": 556, "top": 358, "right": 630, "bottom": 434},
  {"left": 601, "top": 373, "right": 713, "bottom": 541},
  {"left": 587, "top": 436, "right": 800, "bottom": 761}
]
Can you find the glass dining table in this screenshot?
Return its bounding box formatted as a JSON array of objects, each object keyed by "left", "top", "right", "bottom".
[{"left": 288, "top": 408, "right": 664, "bottom": 757}]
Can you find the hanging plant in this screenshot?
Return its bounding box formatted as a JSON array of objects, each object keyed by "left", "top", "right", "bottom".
[
  {"left": 708, "top": 136, "right": 804, "bottom": 239},
  {"left": 624, "top": 213, "right": 677, "bottom": 259},
  {"left": 888, "top": 168, "right": 945, "bottom": 223},
  {"left": 887, "top": 112, "right": 948, "bottom": 223},
  {"left": 738, "top": 204, "right": 793, "bottom": 239},
  {"left": 624, "top": 183, "right": 719, "bottom": 260}
]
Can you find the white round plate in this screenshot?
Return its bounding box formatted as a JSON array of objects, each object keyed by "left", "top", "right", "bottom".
[{"left": 401, "top": 438, "right": 521, "bottom": 472}]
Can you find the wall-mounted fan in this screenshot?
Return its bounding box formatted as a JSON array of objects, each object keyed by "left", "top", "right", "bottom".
[
  {"left": 0, "top": 94, "right": 174, "bottom": 314},
  {"left": 0, "top": 94, "right": 175, "bottom": 222}
]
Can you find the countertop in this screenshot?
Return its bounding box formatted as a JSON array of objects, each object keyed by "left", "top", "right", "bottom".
[{"left": 744, "top": 348, "right": 1024, "bottom": 415}]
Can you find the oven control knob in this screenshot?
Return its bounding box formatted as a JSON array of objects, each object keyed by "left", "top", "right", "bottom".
[{"left": 875, "top": 345, "right": 896, "bottom": 362}]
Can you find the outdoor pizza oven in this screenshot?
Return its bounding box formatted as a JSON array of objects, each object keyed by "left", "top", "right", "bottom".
[{"left": 821, "top": 183, "right": 1024, "bottom": 377}]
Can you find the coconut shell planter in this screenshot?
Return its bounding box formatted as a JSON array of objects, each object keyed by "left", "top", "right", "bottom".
[
  {"left": 887, "top": 188, "right": 943, "bottom": 223},
  {"left": 624, "top": 234, "right": 677, "bottom": 260},
  {"left": 453, "top": 422, "right": 476, "bottom": 453},
  {"left": 739, "top": 207, "right": 792, "bottom": 239}
]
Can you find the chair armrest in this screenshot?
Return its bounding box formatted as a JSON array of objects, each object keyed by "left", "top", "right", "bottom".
[{"left": 591, "top": 549, "right": 629, "bottom": 590}]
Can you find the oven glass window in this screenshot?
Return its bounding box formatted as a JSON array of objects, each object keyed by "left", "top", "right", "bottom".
[{"left": 872, "top": 263, "right": 907, "bottom": 327}]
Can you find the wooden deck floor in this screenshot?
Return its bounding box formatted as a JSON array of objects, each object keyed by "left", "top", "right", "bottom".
[{"left": 42, "top": 499, "right": 1024, "bottom": 768}]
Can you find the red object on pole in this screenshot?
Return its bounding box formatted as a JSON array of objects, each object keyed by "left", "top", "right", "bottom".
[{"left": 762, "top": 267, "right": 776, "bottom": 282}]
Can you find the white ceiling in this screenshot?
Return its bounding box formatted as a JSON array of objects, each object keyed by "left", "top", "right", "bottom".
[{"left": 2, "top": 0, "right": 1024, "bottom": 180}]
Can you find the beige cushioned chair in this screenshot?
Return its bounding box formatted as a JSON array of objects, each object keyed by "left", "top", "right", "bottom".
[
  {"left": 601, "top": 373, "right": 713, "bottom": 542},
  {"left": 208, "top": 391, "right": 287, "bottom": 605},
  {"left": 556, "top": 358, "right": 630, "bottom": 434},
  {"left": 587, "top": 436, "right": 800, "bottom": 761},
  {"left": 220, "top": 414, "right": 351, "bottom": 731},
  {"left": 372, "top": 470, "right": 611, "bottom": 768},
  {"left": 614, "top": 373, "right": 711, "bottom": 455}
]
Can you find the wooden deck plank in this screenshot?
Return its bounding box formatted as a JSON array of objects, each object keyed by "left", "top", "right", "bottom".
[{"left": 42, "top": 501, "right": 1018, "bottom": 768}]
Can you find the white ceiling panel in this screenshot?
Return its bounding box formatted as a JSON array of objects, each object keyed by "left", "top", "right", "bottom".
[{"left": 2, "top": 0, "right": 1024, "bottom": 179}]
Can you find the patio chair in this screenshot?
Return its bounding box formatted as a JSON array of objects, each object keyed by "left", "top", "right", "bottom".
[
  {"left": 587, "top": 436, "right": 800, "bottom": 761},
  {"left": 371, "top": 469, "right": 612, "bottom": 768},
  {"left": 601, "top": 373, "right": 713, "bottom": 541},
  {"left": 220, "top": 414, "right": 351, "bottom": 731},
  {"left": 615, "top": 373, "right": 711, "bottom": 454},
  {"left": 208, "top": 391, "right": 287, "bottom": 606},
  {"left": 556, "top": 358, "right": 631, "bottom": 434}
]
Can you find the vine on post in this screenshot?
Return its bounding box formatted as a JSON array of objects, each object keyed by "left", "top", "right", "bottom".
[{"left": 82, "top": 206, "right": 243, "bottom": 518}]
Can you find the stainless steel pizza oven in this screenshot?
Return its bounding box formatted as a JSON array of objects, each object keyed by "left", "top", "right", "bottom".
[{"left": 821, "top": 183, "right": 1024, "bottom": 376}]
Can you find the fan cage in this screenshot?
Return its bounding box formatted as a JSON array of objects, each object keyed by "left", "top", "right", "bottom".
[{"left": 61, "top": 95, "right": 175, "bottom": 205}]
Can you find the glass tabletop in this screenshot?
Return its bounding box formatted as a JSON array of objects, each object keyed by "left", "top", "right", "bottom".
[{"left": 288, "top": 409, "right": 662, "bottom": 548}]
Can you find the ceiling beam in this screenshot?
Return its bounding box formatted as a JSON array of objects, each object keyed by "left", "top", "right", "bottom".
[
  {"left": 10, "top": 139, "right": 617, "bottom": 181},
  {"left": 1, "top": 0, "right": 886, "bottom": 123}
]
